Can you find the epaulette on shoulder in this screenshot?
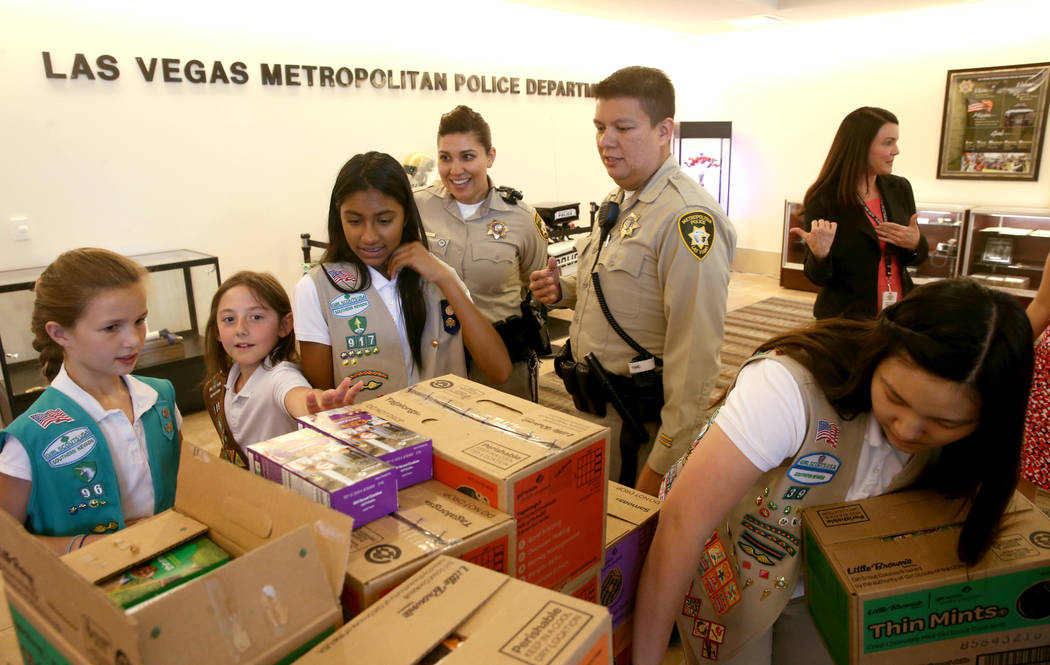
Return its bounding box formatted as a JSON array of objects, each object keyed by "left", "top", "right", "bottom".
[{"left": 496, "top": 186, "right": 523, "bottom": 206}]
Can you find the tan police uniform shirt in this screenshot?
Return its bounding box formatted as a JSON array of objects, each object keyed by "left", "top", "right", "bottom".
[
  {"left": 415, "top": 182, "right": 549, "bottom": 324},
  {"left": 558, "top": 155, "right": 737, "bottom": 474}
]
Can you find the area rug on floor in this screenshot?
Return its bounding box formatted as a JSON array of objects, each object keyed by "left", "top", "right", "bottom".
[{"left": 537, "top": 296, "right": 815, "bottom": 416}]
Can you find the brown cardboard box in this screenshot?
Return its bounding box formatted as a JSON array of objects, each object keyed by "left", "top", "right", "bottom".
[
  {"left": 299, "top": 554, "right": 614, "bottom": 665},
  {"left": 0, "top": 574, "right": 19, "bottom": 665},
  {"left": 804, "top": 489, "right": 1050, "bottom": 665},
  {"left": 602, "top": 481, "right": 661, "bottom": 664},
  {"left": 352, "top": 375, "right": 609, "bottom": 591},
  {"left": 0, "top": 442, "right": 355, "bottom": 665},
  {"left": 563, "top": 564, "right": 602, "bottom": 605},
  {"left": 342, "top": 479, "right": 514, "bottom": 616}
]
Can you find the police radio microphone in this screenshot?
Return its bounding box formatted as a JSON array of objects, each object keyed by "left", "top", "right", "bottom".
[{"left": 597, "top": 200, "right": 620, "bottom": 243}]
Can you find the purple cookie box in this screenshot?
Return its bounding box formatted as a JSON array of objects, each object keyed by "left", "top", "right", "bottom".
[
  {"left": 601, "top": 519, "right": 658, "bottom": 627},
  {"left": 247, "top": 435, "right": 398, "bottom": 527},
  {"left": 296, "top": 408, "right": 433, "bottom": 488}
]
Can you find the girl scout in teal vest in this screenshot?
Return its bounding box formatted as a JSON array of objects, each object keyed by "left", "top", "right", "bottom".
[
  {"left": 0, "top": 248, "right": 181, "bottom": 554},
  {"left": 295, "top": 151, "right": 510, "bottom": 395},
  {"left": 633, "top": 279, "right": 1033, "bottom": 665}
]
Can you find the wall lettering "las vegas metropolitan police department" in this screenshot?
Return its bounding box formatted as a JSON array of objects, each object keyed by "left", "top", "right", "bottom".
[{"left": 40, "top": 52, "right": 596, "bottom": 98}]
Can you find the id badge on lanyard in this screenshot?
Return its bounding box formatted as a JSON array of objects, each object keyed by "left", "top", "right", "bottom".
[{"left": 860, "top": 196, "right": 898, "bottom": 310}]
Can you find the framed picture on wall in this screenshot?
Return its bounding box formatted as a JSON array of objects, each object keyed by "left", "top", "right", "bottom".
[{"left": 937, "top": 62, "right": 1050, "bottom": 181}]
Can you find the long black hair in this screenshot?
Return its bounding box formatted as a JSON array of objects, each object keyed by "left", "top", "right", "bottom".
[
  {"left": 754, "top": 278, "right": 1033, "bottom": 565},
  {"left": 320, "top": 151, "right": 429, "bottom": 370}
]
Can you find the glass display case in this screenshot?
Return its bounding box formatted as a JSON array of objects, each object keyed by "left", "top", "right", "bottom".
[
  {"left": 0, "top": 250, "right": 220, "bottom": 422},
  {"left": 674, "top": 121, "right": 732, "bottom": 213},
  {"left": 909, "top": 203, "right": 969, "bottom": 284},
  {"left": 963, "top": 207, "right": 1050, "bottom": 300},
  {"left": 779, "top": 201, "right": 819, "bottom": 292}
]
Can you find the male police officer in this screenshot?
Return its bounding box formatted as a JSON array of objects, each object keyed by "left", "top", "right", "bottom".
[{"left": 530, "top": 66, "right": 736, "bottom": 495}]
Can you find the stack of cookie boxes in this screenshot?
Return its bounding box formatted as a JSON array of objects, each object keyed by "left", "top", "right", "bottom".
[{"left": 348, "top": 374, "right": 610, "bottom": 597}]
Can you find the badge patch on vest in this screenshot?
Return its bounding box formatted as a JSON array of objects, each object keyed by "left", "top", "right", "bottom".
[
  {"left": 327, "top": 267, "right": 358, "bottom": 287},
  {"left": 43, "top": 428, "right": 97, "bottom": 468},
  {"left": 692, "top": 614, "right": 727, "bottom": 661},
  {"left": 329, "top": 292, "right": 370, "bottom": 318},
  {"left": 28, "top": 408, "right": 74, "bottom": 429},
  {"left": 349, "top": 370, "right": 388, "bottom": 383},
  {"left": 678, "top": 210, "right": 716, "bottom": 262},
  {"left": 73, "top": 462, "right": 97, "bottom": 483},
  {"left": 697, "top": 531, "right": 741, "bottom": 616},
  {"left": 533, "top": 211, "right": 549, "bottom": 242},
  {"left": 156, "top": 400, "right": 176, "bottom": 441},
  {"left": 360, "top": 380, "right": 384, "bottom": 391},
  {"left": 786, "top": 453, "right": 841, "bottom": 485},
  {"left": 441, "top": 300, "right": 460, "bottom": 334},
  {"left": 815, "top": 419, "right": 840, "bottom": 448},
  {"left": 349, "top": 316, "right": 367, "bottom": 335}
]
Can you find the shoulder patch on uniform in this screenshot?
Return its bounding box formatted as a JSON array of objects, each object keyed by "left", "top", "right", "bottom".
[
  {"left": 533, "top": 211, "right": 549, "bottom": 242},
  {"left": 678, "top": 210, "right": 716, "bottom": 262}
]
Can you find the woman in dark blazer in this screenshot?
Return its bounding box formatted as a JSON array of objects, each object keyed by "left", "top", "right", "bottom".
[{"left": 792, "top": 107, "right": 928, "bottom": 319}]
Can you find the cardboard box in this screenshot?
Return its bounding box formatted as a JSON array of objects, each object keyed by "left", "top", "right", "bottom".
[
  {"left": 0, "top": 442, "right": 354, "bottom": 665},
  {"left": 804, "top": 489, "right": 1050, "bottom": 665},
  {"left": 563, "top": 564, "right": 601, "bottom": 605},
  {"left": 247, "top": 428, "right": 398, "bottom": 526},
  {"left": 602, "top": 481, "right": 661, "bottom": 664},
  {"left": 354, "top": 375, "right": 609, "bottom": 591},
  {"left": 342, "top": 479, "right": 514, "bottom": 616},
  {"left": 0, "top": 574, "right": 19, "bottom": 665},
  {"left": 297, "top": 405, "right": 433, "bottom": 488},
  {"left": 298, "top": 555, "right": 613, "bottom": 665}
]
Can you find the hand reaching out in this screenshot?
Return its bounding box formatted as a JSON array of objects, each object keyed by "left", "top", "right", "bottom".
[{"left": 306, "top": 378, "right": 364, "bottom": 414}]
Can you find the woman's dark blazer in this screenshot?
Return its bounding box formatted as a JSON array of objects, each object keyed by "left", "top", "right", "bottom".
[{"left": 802, "top": 174, "right": 929, "bottom": 319}]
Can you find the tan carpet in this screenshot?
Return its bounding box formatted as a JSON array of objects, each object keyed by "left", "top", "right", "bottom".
[{"left": 537, "top": 296, "right": 815, "bottom": 415}]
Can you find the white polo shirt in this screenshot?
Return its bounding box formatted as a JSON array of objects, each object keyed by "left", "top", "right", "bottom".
[
  {"left": 224, "top": 358, "right": 311, "bottom": 450},
  {"left": 0, "top": 365, "right": 183, "bottom": 521}
]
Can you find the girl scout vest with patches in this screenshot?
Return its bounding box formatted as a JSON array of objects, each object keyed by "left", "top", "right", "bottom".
[
  {"left": 0, "top": 376, "right": 180, "bottom": 537},
  {"left": 662, "top": 353, "right": 931, "bottom": 662},
  {"left": 309, "top": 262, "right": 467, "bottom": 394}
]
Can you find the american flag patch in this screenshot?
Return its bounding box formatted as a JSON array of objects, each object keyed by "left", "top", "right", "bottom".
[
  {"left": 815, "top": 419, "right": 839, "bottom": 448},
  {"left": 29, "top": 408, "right": 75, "bottom": 429},
  {"left": 327, "top": 268, "right": 357, "bottom": 285}
]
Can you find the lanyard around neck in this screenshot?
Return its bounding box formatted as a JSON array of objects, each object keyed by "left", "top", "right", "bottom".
[{"left": 858, "top": 195, "right": 893, "bottom": 280}]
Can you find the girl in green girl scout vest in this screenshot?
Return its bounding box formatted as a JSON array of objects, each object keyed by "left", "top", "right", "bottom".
[
  {"left": 294, "top": 151, "right": 511, "bottom": 396},
  {"left": 0, "top": 248, "right": 182, "bottom": 554},
  {"left": 633, "top": 279, "right": 1033, "bottom": 665}
]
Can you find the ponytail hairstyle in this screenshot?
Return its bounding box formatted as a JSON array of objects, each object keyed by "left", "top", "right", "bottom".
[
  {"left": 320, "top": 151, "right": 429, "bottom": 370},
  {"left": 756, "top": 278, "right": 1033, "bottom": 565},
  {"left": 204, "top": 271, "right": 298, "bottom": 378},
  {"left": 31, "top": 248, "right": 148, "bottom": 382}
]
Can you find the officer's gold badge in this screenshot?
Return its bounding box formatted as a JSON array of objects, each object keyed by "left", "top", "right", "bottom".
[
  {"left": 533, "top": 211, "right": 549, "bottom": 242},
  {"left": 678, "top": 210, "right": 716, "bottom": 262}
]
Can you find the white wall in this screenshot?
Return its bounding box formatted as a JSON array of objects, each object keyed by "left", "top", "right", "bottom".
[
  {"left": 2, "top": 0, "right": 1049, "bottom": 303},
  {"left": 677, "top": 0, "right": 1050, "bottom": 254}
]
